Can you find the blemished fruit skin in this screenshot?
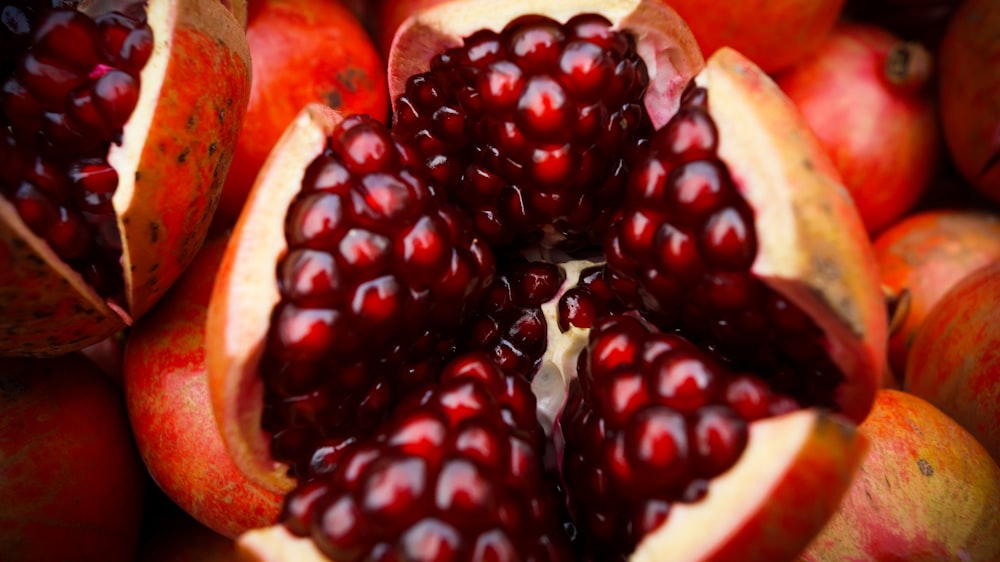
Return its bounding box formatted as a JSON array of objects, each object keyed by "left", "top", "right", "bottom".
[
  {"left": 800, "top": 389, "right": 1000, "bottom": 561},
  {"left": 124, "top": 233, "right": 283, "bottom": 540},
  {"left": 904, "top": 261, "right": 1000, "bottom": 466},
  {"left": 0, "top": 354, "right": 147, "bottom": 562}
]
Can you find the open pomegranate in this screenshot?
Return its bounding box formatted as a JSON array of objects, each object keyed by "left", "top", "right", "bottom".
[
  {"left": 0, "top": 0, "right": 251, "bottom": 356},
  {"left": 206, "top": 0, "right": 886, "bottom": 559}
]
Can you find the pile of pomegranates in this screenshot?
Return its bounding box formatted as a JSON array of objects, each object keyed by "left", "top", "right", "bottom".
[{"left": 2, "top": 0, "right": 999, "bottom": 560}]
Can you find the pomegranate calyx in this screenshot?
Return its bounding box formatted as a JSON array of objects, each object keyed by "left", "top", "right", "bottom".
[{"left": 386, "top": 0, "right": 704, "bottom": 129}]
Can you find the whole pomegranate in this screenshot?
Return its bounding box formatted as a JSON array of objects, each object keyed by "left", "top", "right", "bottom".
[
  {"left": 801, "top": 389, "right": 1000, "bottom": 561},
  {"left": 0, "top": 354, "right": 147, "bottom": 562},
  {"left": 873, "top": 209, "right": 1000, "bottom": 378},
  {"left": 124, "top": 233, "right": 283, "bottom": 539},
  {"left": 905, "top": 260, "right": 1000, "bottom": 465},
  {"left": 775, "top": 22, "right": 940, "bottom": 235},
  {"left": 938, "top": 0, "right": 1000, "bottom": 203},
  {"left": 205, "top": 0, "right": 884, "bottom": 559},
  {"left": 0, "top": 0, "right": 251, "bottom": 356},
  {"left": 217, "top": 0, "right": 389, "bottom": 226},
  {"left": 654, "top": 0, "right": 847, "bottom": 73}
]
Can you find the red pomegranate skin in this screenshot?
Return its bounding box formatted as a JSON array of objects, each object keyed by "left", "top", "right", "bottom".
[
  {"left": 0, "top": 354, "right": 146, "bottom": 562},
  {"left": 659, "top": 0, "right": 845, "bottom": 73},
  {"left": 904, "top": 261, "right": 1000, "bottom": 465},
  {"left": 873, "top": 209, "right": 1000, "bottom": 378},
  {"left": 938, "top": 0, "right": 1000, "bottom": 203},
  {"left": 124, "top": 233, "right": 283, "bottom": 539},
  {"left": 218, "top": 0, "right": 389, "bottom": 225},
  {"left": 775, "top": 22, "right": 940, "bottom": 235}
]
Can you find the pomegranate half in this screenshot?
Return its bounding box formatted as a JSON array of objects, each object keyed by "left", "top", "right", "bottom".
[
  {"left": 0, "top": 0, "right": 251, "bottom": 356},
  {"left": 207, "top": 0, "right": 885, "bottom": 559}
]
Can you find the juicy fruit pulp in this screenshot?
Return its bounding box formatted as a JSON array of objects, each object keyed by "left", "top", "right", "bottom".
[
  {"left": 392, "top": 11, "right": 651, "bottom": 251},
  {"left": 260, "top": 113, "right": 495, "bottom": 479},
  {"left": 212, "top": 4, "right": 884, "bottom": 560},
  {"left": 1, "top": 6, "right": 152, "bottom": 299}
]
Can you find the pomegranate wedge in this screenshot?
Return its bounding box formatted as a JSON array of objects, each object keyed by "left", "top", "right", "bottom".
[{"left": 0, "top": 0, "right": 251, "bottom": 356}]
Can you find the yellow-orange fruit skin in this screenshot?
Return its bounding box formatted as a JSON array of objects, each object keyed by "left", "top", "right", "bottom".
[
  {"left": 904, "top": 261, "right": 1000, "bottom": 465},
  {"left": 800, "top": 389, "right": 1000, "bottom": 561}
]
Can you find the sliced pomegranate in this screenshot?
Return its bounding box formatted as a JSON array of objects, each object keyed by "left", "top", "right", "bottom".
[
  {"left": 0, "top": 0, "right": 251, "bottom": 355},
  {"left": 207, "top": 0, "right": 885, "bottom": 558}
]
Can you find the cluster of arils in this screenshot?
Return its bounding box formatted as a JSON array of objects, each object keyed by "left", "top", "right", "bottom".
[{"left": 0, "top": 4, "right": 152, "bottom": 298}]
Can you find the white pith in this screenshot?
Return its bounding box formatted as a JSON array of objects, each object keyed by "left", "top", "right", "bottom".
[
  {"left": 108, "top": 0, "right": 174, "bottom": 312},
  {"left": 522, "top": 247, "right": 602, "bottom": 437}
]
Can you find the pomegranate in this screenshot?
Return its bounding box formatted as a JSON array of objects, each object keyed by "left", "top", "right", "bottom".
[
  {"left": 207, "top": 0, "right": 885, "bottom": 559},
  {"left": 938, "top": 0, "right": 1000, "bottom": 203},
  {"left": 0, "top": 0, "right": 251, "bottom": 356},
  {"left": 0, "top": 353, "right": 147, "bottom": 561},
  {"left": 873, "top": 209, "right": 1000, "bottom": 379},
  {"left": 651, "top": 0, "right": 847, "bottom": 73},
  {"left": 217, "top": 0, "right": 389, "bottom": 226},
  {"left": 774, "top": 22, "right": 940, "bottom": 235},
  {"left": 904, "top": 260, "right": 1000, "bottom": 465},
  {"left": 801, "top": 389, "right": 1000, "bottom": 561},
  {"left": 124, "top": 232, "right": 284, "bottom": 539}
]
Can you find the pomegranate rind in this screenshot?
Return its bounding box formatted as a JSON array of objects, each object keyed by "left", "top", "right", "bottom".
[
  {"left": 696, "top": 47, "right": 887, "bottom": 423},
  {"left": 386, "top": 0, "right": 705, "bottom": 129},
  {"left": 0, "top": 200, "right": 126, "bottom": 356},
  {"left": 632, "top": 409, "right": 867, "bottom": 562},
  {"left": 112, "top": 0, "right": 252, "bottom": 320},
  {"left": 206, "top": 104, "right": 345, "bottom": 495}
]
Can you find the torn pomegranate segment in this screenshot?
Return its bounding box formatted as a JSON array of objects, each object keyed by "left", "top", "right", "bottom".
[
  {"left": 1, "top": 0, "right": 251, "bottom": 356},
  {"left": 1, "top": 6, "right": 151, "bottom": 300}
]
